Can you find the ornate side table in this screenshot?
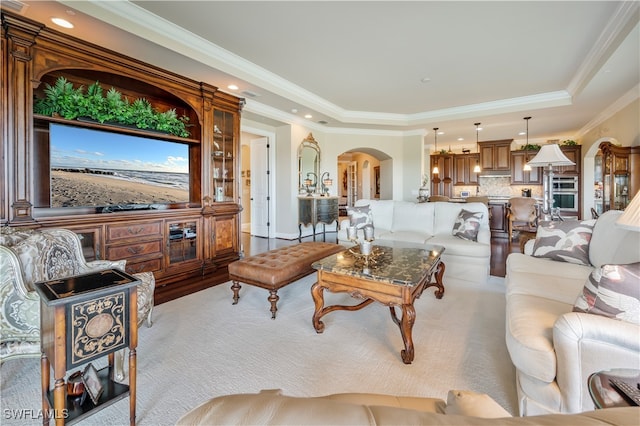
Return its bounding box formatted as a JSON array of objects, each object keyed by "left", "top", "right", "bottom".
[
  {"left": 34, "top": 269, "right": 139, "bottom": 425},
  {"left": 588, "top": 369, "right": 640, "bottom": 409}
]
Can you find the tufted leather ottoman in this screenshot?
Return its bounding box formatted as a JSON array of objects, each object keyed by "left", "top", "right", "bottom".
[{"left": 228, "top": 242, "right": 344, "bottom": 318}]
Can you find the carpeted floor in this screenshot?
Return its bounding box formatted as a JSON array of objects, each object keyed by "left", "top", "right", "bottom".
[{"left": 1, "top": 274, "right": 517, "bottom": 425}]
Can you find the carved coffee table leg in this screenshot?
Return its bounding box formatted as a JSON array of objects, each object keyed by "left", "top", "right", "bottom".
[
  {"left": 268, "top": 289, "right": 279, "bottom": 319},
  {"left": 390, "top": 304, "right": 417, "bottom": 364},
  {"left": 231, "top": 280, "right": 241, "bottom": 304},
  {"left": 424, "top": 260, "right": 446, "bottom": 299},
  {"left": 311, "top": 281, "right": 326, "bottom": 333}
]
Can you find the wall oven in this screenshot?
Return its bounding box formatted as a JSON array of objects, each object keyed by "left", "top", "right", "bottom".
[
  {"left": 552, "top": 176, "right": 578, "bottom": 192},
  {"left": 552, "top": 176, "right": 578, "bottom": 212},
  {"left": 553, "top": 192, "right": 578, "bottom": 212}
]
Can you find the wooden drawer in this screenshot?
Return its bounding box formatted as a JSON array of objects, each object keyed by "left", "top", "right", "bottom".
[
  {"left": 106, "top": 222, "right": 162, "bottom": 242},
  {"left": 106, "top": 240, "right": 162, "bottom": 260},
  {"left": 125, "top": 258, "right": 162, "bottom": 274}
]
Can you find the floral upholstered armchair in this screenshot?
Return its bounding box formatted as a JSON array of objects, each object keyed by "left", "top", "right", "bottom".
[{"left": 0, "top": 227, "right": 154, "bottom": 379}]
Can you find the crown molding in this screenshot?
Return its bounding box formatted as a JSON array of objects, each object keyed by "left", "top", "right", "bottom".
[
  {"left": 576, "top": 83, "right": 640, "bottom": 140},
  {"left": 61, "top": 0, "right": 578, "bottom": 131},
  {"left": 567, "top": 1, "right": 640, "bottom": 96}
]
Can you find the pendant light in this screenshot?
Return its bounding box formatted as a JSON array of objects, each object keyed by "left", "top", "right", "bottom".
[
  {"left": 432, "top": 127, "right": 439, "bottom": 175},
  {"left": 473, "top": 123, "right": 481, "bottom": 173},
  {"left": 523, "top": 117, "right": 532, "bottom": 171}
]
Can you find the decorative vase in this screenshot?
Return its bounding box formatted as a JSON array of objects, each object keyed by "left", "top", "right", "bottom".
[{"left": 419, "top": 186, "right": 430, "bottom": 199}]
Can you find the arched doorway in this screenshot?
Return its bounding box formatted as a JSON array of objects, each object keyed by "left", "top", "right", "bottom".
[{"left": 337, "top": 148, "right": 393, "bottom": 208}]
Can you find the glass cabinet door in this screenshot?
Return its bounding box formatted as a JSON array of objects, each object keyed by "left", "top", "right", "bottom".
[
  {"left": 212, "top": 110, "right": 236, "bottom": 202},
  {"left": 167, "top": 220, "right": 200, "bottom": 266}
]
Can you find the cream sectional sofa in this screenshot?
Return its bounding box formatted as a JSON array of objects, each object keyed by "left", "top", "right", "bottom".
[
  {"left": 337, "top": 199, "right": 491, "bottom": 284},
  {"left": 176, "top": 388, "right": 638, "bottom": 425},
  {"left": 505, "top": 210, "right": 640, "bottom": 416}
]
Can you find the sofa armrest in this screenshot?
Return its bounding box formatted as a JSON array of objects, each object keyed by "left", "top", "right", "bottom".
[
  {"left": 553, "top": 312, "right": 640, "bottom": 412},
  {"left": 339, "top": 218, "right": 350, "bottom": 230},
  {"left": 85, "top": 259, "right": 127, "bottom": 271}
]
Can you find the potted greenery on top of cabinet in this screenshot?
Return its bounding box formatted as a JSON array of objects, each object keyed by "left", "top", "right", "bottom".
[{"left": 33, "top": 77, "right": 192, "bottom": 138}]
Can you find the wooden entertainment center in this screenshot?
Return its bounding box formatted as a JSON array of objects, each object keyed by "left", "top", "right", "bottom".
[{"left": 2, "top": 12, "right": 245, "bottom": 304}]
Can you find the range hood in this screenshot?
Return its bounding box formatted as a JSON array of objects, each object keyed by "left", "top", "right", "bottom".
[{"left": 479, "top": 174, "right": 511, "bottom": 178}]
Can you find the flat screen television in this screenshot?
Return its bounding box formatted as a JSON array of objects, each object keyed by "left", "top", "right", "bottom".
[{"left": 49, "top": 123, "right": 190, "bottom": 210}]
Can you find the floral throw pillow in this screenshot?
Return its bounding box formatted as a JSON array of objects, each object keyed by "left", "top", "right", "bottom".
[
  {"left": 452, "top": 209, "right": 483, "bottom": 242},
  {"left": 346, "top": 205, "right": 372, "bottom": 229},
  {"left": 573, "top": 262, "right": 640, "bottom": 325},
  {"left": 532, "top": 219, "right": 596, "bottom": 266}
]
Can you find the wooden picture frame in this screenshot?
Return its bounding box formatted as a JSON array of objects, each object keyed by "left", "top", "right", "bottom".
[
  {"left": 82, "top": 363, "right": 104, "bottom": 405},
  {"left": 374, "top": 166, "right": 380, "bottom": 197}
]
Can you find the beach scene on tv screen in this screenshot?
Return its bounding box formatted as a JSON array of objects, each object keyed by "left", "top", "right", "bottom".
[{"left": 50, "top": 124, "right": 189, "bottom": 208}]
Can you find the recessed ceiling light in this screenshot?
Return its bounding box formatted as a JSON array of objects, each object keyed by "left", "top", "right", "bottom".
[
  {"left": 518, "top": 131, "right": 526, "bottom": 135},
  {"left": 291, "top": 108, "right": 298, "bottom": 113},
  {"left": 420, "top": 77, "right": 431, "bottom": 83},
  {"left": 227, "top": 84, "right": 239, "bottom": 90},
  {"left": 437, "top": 131, "right": 444, "bottom": 135},
  {"left": 457, "top": 137, "right": 464, "bottom": 141},
  {"left": 304, "top": 114, "right": 312, "bottom": 119},
  {"left": 51, "top": 17, "right": 74, "bottom": 28}
]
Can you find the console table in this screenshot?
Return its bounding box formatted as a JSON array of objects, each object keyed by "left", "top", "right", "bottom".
[
  {"left": 34, "top": 269, "right": 140, "bottom": 425},
  {"left": 298, "top": 196, "right": 339, "bottom": 242}
]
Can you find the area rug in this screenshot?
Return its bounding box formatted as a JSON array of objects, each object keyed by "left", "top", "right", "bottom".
[{"left": 0, "top": 274, "right": 517, "bottom": 425}]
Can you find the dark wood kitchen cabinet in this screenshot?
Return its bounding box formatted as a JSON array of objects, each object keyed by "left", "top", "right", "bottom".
[
  {"left": 510, "top": 151, "right": 542, "bottom": 185},
  {"left": 556, "top": 145, "right": 581, "bottom": 175},
  {"left": 489, "top": 201, "right": 508, "bottom": 238},
  {"left": 479, "top": 140, "right": 512, "bottom": 172},
  {"left": 454, "top": 154, "right": 480, "bottom": 186},
  {"left": 430, "top": 154, "right": 454, "bottom": 197}
]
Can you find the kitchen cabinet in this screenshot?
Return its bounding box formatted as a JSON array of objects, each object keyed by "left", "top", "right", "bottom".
[
  {"left": 556, "top": 145, "right": 581, "bottom": 175},
  {"left": 510, "top": 151, "right": 541, "bottom": 185},
  {"left": 489, "top": 201, "right": 509, "bottom": 238},
  {"left": 454, "top": 154, "right": 480, "bottom": 186},
  {"left": 430, "top": 154, "right": 454, "bottom": 197},
  {"left": 479, "top": 140, "right": 512, "bottom": 172}
]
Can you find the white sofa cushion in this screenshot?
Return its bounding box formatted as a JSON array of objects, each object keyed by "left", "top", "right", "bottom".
[
  {"left": 506, "top": 294, "right": 570, "bottom": 382},
  {"left": 368, "top": 200, "right": 395, "bottom": 232},
  {"left": 433, "top": 202, "right": 489, "bottom": 236},
  {"left": 506, "top": 254, "right": 591, "bottom": 305},
  {"left": 391, "top": 201, "right": 435, "bottom": 235},
  {"left": 429, "top": 234, "right": 490, "bottom": 258},
  {"left": 589, "top": 210, "right": 640, "bottom": 267},
  {"left": 377, "top": 230, "right": 430, "bottom": 245}
]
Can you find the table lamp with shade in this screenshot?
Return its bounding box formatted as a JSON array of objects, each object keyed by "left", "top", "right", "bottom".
[
  {"left": 616, "top": 190, "right": 640, "bottom": 231},
  {"left": 526, "top": 144, "right": 575, "bottom": 221}
]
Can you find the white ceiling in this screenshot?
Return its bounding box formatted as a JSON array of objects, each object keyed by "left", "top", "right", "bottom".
[{"left": 9, "top": 1, "right": 640, "bottom": 148}]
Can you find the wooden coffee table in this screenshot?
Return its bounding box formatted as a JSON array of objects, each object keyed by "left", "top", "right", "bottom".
[{"left": 311, "top": 242, "right": 445, "bottom": 364}]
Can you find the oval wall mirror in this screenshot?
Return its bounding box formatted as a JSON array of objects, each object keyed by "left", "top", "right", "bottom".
[{"left": 298, "top": 133, "right": 320, "bottom": 194}]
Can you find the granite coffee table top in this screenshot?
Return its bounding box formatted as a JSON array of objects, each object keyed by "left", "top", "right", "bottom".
[{"left": 312, "top": 242, "right": 445, "bottom": 286}]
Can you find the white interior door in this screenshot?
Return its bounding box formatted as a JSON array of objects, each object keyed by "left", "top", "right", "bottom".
[
  {"left": 348, "top": 162, "right": 358, "bottom": 205},
  {"left": 250, "top": 137, "right": 269, "bottom": 237}
]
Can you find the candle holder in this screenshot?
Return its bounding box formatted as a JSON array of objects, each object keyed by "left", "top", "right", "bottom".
[{"left": 346, "top": 224, "right": 380, "bottom": 266}]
